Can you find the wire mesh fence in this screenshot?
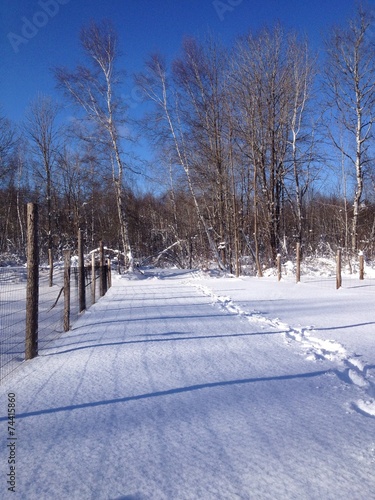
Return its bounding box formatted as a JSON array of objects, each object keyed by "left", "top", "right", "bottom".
[
  {"left": 37, "top": 264, "right": 101, "bottom": 348},
  {"left": 0, "top": 267, "right": 27, "bottom": 382},
  {"left": 0, "top": 262, "right": 103, "bottom": 383}
]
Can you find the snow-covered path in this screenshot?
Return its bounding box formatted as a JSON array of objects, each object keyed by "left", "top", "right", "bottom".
[{"left": 1, "top": 270, "right": 375, "bottom": 499}]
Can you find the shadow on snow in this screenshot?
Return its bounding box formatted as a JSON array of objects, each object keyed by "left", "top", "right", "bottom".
[
  {"left": 40, "top": 329, "right": 284, "bottom": 356},
  {"left": 0, "top": 369, "right": 328, "bottom": 421}
]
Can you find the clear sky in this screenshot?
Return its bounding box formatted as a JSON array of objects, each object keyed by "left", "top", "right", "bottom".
[{"left": 0, "top": 0, "right": 368, "bottom": 125}]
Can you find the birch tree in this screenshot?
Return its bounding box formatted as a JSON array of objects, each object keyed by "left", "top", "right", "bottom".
[
  {"left": 324, "top": 5, "right": 375, "bottom": 252},
  {"left": 136, "top": 52, "right": 227, "bottom": 269},
  {"left": 286, "top": 38, "right": 316, "bottom": 251},
  {"left": 55, "top": 20, "right": 133, "bottom": 269}
]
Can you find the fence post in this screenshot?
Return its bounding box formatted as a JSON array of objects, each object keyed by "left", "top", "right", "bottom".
[
  {"left": 99, "top": 240, "right": 107, "bottom": 297},
  {"left": 25, "top": 203, "right": 39, "bottom": 360},
  {"left": 78, "top": 229, "right": 86, "bottom": 312},
  {"left": 91, "top": 252, "right": 96, "bottom": 304},
  {"left": 296, "top": 242, "right": 301, "bottom": 283},
  {"left": 277, "top": 254, "right": 282, "bottom": 282},
  {"left": 64, "top": 250, "right": 71, "bottom": 332},
  {"left": 107, "top": 258, "right": 112, "bottom": 289},
  {"left": 359, "top": 251, "right": 364, "bottom": 280},
  {"left": 48, "top": 248, "right": 53, "bottom": 287},
  {"left": 336, "top": 249, "right": 342, "bottom": 289}
]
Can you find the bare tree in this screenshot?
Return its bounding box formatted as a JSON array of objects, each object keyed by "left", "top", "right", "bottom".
[
  {"left": 136, "top": 52, "right": 227, "bottom": 269},
  {"left": 230, "top": 26, "right": 316, "bottom": 264},
  {"left": 324, "top": 5, "right": 375, "bottom": 252},
  {"left": 0, "top": 116, "right": 25, "bottom": 255},
  {"left": 172, "top": 37, "right": 235, "bottom": 268},
  {"left": 0, "top": 111, "right": 17, "bottom": 182},
  {"left": 286, "top": 37, "right": 317, "bottom": 251},
  {"left": 231, "top": 26, "right": 286, "bottom": 262},
  {"left": 24, "top": 95, "right": 60, "bottom": 277},
  {"left": 55, "top": 20, "right": 133, "bottom": 269}
]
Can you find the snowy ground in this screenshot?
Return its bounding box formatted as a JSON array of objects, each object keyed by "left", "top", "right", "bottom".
[{"left": 0, "top": 268, "right": 375, "bottom": 499}]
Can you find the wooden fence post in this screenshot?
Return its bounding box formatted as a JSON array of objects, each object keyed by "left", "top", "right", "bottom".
[
  {"left": 48, "top": 248, "right": 53, "bottom": 287},
  {"left": 25, "top": 203, "right": 39, "bottom": 360},
  {"left": 296, "top": 242, "right": 301, "bottom": 283},
  {"left": 359, "top": 251, "right": 364, "bottom": 280},
  {"left": 64, "top": 250, "right": 71, "bottom": 332},
  {"left": 99, "top": 241, "right": 107, "bottom": 297},
  {"left": 277, "top": 254, "right": 282, "bottom": 282},
  {"left": 91, "top": 252, "right": 96, "bottom": 304},
  {"left": 336, "top": 249, "right": 342, "bottom": 289},
  {"left": 107, "top": 258, "right": 112, "bottom": 289},
  {"left": 78, "top": 229, "right": 86, "bottom": 312}
]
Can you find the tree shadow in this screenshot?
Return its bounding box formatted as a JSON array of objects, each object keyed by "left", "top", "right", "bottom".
[
  {"left": 2, "top": 369, "right": 328, "bottom": 421},
  {"left": 110, "top": 496, "right": 144, "bottom": 500},
  {"left": 315, "top": 322, "right": 375, "bottom": 332},
  {"left": 71, "top": 312, "right": 235, "bottom": 331},
  {"left": 41, "top": 329, "right": 285, "bottom": 356}
]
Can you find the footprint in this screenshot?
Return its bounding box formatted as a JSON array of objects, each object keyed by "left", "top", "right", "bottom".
[
  {"left": 352, "top": 399, "right": 375, "bottom": 418},
  {"left": 347, "top": 356, "right": 365, "bottom": 370},
  {"left": 347, "top": 369, "right": 369, "bottom": 388}
]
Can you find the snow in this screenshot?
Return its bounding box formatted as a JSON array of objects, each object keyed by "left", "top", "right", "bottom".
[{"left": 1, "top": 267, "right": 375, "bottom": 499}]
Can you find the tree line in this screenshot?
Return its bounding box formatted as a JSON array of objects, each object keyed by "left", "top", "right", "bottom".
[{"left": 1, "top": 5, "right": 375, "bottom": 273}]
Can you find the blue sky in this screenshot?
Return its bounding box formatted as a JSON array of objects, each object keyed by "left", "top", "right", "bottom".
[{"left": 0, "top": 0, "right": 367, "bottom": 125}]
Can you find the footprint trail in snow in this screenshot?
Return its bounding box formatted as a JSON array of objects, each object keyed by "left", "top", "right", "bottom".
[{"left": 186, "top": 273, "right": 375, "bottom": 419}]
